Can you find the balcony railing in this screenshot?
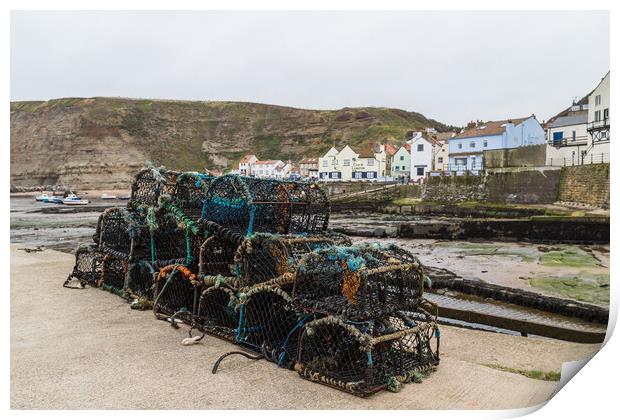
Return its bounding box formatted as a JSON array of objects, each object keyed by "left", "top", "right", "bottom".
[
  {"left": 587, "top": 118, "right": 610, "bottom": 132},
  {"left": 548, "top": 136, "right": 589, "bottom": 147}
]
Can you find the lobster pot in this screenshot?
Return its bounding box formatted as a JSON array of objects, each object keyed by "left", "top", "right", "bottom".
[
  {"left": 99, "top": 208, "right": 147, "bottom": 260},
  {"left": 146, "top": 212, "right": 194, "bottom": 268},
  {"left": 295, "top": 314, "right": 440, "bottom": 397},
  {"left": 292, "top": 245, "right": 424, "bottom": 320},
  {"left": 236, "top": 233, "right": 352, "bottom": 289},
  {"left": 168, "top": 172, "right": 213, "bottom": 222},
  {"left": 201, "top": 176, "right": 330, "bottom": 237},
  {"left": 126, "top": 262, "right": 155, "bottom": 300},
  {"left": 199, "top": 235, "right": 240, "bottom": 277},
  {"left": 128, "top": 167, "right": 178, "bottom": 211},
  {"left": 237, "top": 286, "right": 309, "bottom": 368},
  {"left": 195, "top": 283, "right": 238, "bottom": 341},
  {"left": 153, "top": 265, "right": 200, "bottom": 318},
  {"left": 100, "top": 256, "right": 128, "bottom": 293},
  {"left": 67, "top": 244, "right": 102, "bottom": 286}
]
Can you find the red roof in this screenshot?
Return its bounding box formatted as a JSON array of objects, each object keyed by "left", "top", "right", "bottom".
[
  {"left": 255, "top": 160, "right": 279, "bottom": 165},
  {"left": 453, "top": 117, "right": 532, "bottom": 139},
  {"left": 299, "top": 158, "right": 318, "bottom": 164},
  {"left": 383, "top": 144, "right": 398, "bottom": 156},
  {"left": 239, "top": 154, "right": 256, "bottom": 164}
]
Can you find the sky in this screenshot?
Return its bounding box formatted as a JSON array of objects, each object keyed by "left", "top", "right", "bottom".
[{"left": 10, "top": 11, "right": 609, "bottom": 126}]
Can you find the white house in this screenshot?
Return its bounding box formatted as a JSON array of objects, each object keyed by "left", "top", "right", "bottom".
[
  {"left": 253, "top": 160, "right": 285, "bottom": 178},
  {"left": 408, "top": 134, "right": 434, "bottom": 181},
  {"left": 238, "top": 154, "right": 257, "bottom": 176},
  {"left": 586, "top": 71, "right": 610, "bottom": 163},
  {"left": 545, "top": 100, "right": 590, "bottom": 166},
  {"left": 391, "top": 144, "right": 411, "bottom": 181},
  {"left": 318, "top": 144, "right": 388, "bottom": 181}
]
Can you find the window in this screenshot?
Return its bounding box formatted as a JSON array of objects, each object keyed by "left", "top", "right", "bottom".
[
  {"left": 483, "top": 140, "right": 488, "bottom": 147},
  {"left": 400, "top": 155, "right": 404, "bottom": 161},
  {"left": 394, "top": 165, "right": 399, "bottom": 171},
  {"left": 572, "top": 131, "right": 576, "bottom": 142},
  {"left": 343, "top": 159, "right": 350, "bottom": 166},
  {"left": 595, "top": 95, "right": 601, "bottom": 106},
  {"left": 458, "top": 143, "right": 463, "bottom": 150},
  {"left": 322, "top": 160, "right": 328, "bottom": 167},
  {"left": 354, "top": 172, "right": 362, "bottom": 179},
  {"left": 604, "top": 108, "right": 609, "bottom": 120},
  {"left": 367, "top": 172, "right": 376, "bottom": 178},
  {"left": 455, "top": 158, "right": 467, "bottom": 166},
  {"left": 595, "top": 110, "right": 601, "bottom": 121},
  {"left": 417, "top": 144, "right": 424, "bottom": 152},
  {"left": 438, "top": 157, "right": 443, "bottom": 164},
  {"left": 470, "top": 141, "right": 476, "bottom": 148},
  {"left": 416, "top": 167, "right": 424, "bottom": 176},
  {"left": 367, "top": 158, "right": 374, "bottom": 166},
  {"left": 471, "top": 157, "right": 476, "bottom": 168}
]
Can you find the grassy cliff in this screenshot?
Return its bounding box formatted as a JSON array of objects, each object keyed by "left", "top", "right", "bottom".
[{"left": 10, "top": 97, "right": 454, "bottom": 189}]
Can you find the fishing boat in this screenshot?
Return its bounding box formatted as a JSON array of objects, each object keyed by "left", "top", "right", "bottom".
[
  {"left": 118, "top": 194, "right": 131, "bottom": 200},
  {"left": 35, "top": 194, "right": 49, "bottom": 202},
  {"left": 101, "top": 193, "right": 117, "bottom": 200},
  {"left": 51, "top": 197, "right": 65, "bottom": 204},
  {"left": 62, "top": 193, "right": 89, "bottom": 206}
]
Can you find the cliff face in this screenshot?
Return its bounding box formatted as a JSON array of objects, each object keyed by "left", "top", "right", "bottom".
[{"left": 10, "top": 97, "right": 453, "bottom": 189}]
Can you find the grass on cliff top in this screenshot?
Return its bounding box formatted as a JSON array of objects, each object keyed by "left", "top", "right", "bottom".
[
  {"left": 483, "top": 364, "right": 561, "bottom": 382},
  {"left": 529, "top": 273, "right": 610, "bottom": 305}
]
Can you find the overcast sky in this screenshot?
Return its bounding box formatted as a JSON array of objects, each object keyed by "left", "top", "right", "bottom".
[{"left": 11, "top": 11, "right": 609, "bottom": 126}]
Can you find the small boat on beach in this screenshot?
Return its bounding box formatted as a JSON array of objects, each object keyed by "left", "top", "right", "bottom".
[
  {"left": 118, "top": 194, "right": 131, "bottom": 200},
  {"left": 35, "top": 194, "right": 49, "bottom": 202},
  {"left": 51, "top": 197, "right": 65, "bottom": 204},
  {"left": 62, "top": 193, "right": 89, "bottom": 206},
  {"left": 101, "top": 193, "right": 117, "bottom": 200}
]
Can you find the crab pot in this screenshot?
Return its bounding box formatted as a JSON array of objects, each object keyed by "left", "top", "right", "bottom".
[
  {"left": 128, "top": 167, "right": 178, "bottom": 211},
  {"left": 195, "top": 283, "right": 238, "bottom": 341},
  {"left": 99, "top": 207, "right": 147, "bottom": 261},
  {"left": 67, "top": 244, "right": 103, "bottom": 286},
  {"left": 199, "top": 235, "right": 240, "bottom": 277},
  {"left": 126, "top": 261, "right": 155, "bottom": 300},
  {"left": 153, "top": 265, "right": 200, "bottom": 319},
  {"left": 145, "top": 212, "right": 195, "bottom": 268},
  {"left": 236, "top": 233, "right": 352, "bottom": 289},
  {"left": 292, "top": 244, "right": 425, "bottom": 320},
  {"left": 168, "top": 172, "right": 213, "bottom": 223},
  {"left": 236, "top": 285, "right": 309, "bottom": 368},
  {"left": 295, "top": 314, "right": 440, "bottom": 397},
  {"left": 100, "top": 255, "right": 128, "bottom": 295},
  {"left": 201, "top": 176, "right": 330, "bottom": 237}
]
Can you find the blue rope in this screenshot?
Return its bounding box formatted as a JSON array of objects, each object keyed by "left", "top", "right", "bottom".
[
  {"left": 235, "top": 305, "right": 246, "bottom": 342},
  {"left": 367, "top": 351, "right": 373, "bottom": 366},
  {"left": 246, "top": 204, "right": 256, "bottom": 237},
  {"left": 276, "top": 315, "right": 310, "bottom": 367}
]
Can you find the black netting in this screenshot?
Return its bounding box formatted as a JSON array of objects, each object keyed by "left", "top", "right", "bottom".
[
  {"left": 295, "top": 313, "right": 440, "bottom": 396},
  {"left": 153, "top": 265, "right": 199, "bottom": 319},
  {"left": 195, "top": 283, "right": 238, "bottom": 341},
  {"left": 237, "top": 286, "right": 312, "bottom": 368},
  {"left": 99, "top": 207, "right": 147, "bottom": 260},
  {"left": 128, "top": 167, "right": 178, "bottom": 211},
  {"left": 235, "top": 233, "right": 351, "bottom": 289},
  {"left": 168, "top": 172, "right": 213, "bottom": 223},
  {"left": 126, "top": 262, "right": 155, "bottom": 300},
  {"left": 201, "top": 175, "right": 329, "bottom": 237},
  {"left": 199, "top": 235, "right": 240, "bottom": 277},
  {"left": 100, "top": 256, "right": 127, "bottom": 292},
  {"left": 292, "top": 244, "right": 424, "bottom": 320},
  {"left": 65, "top": 244, "right": 102, "bottom": 286}
]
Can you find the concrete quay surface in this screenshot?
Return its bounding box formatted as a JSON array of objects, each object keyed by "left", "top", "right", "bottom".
[{"left": 10, "top": 245, "right": 601, "bottom": 409}]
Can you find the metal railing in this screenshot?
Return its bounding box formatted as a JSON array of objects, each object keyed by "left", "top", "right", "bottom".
[
  {"left": 548, "top": 153, "right": 610, "bottom": 167},
  {"left": 548, "top": 136, "right": 590, "bottom": 147},
  {"left": 587, "top": 118, "right": 610, "bottom": 132}
]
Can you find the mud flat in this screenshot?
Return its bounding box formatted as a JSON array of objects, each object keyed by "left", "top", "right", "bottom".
[{"left": 10, "top": 245, "right": 601, "bottom": 409}]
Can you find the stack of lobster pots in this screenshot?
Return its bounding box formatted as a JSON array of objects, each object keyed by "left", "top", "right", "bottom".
[{"left": 66, "top": 165, "right": 440, "bottom": 397}]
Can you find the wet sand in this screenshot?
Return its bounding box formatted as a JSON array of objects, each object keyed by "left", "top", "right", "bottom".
[{"left": 10, "top": 245, "right": 601, "bottom": 409}]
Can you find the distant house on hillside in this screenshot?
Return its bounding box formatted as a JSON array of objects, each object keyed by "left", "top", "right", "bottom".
[
  {"left": 299, "top": 157, "right": 319, "bottom": 179},
  {"left": 238, "top": 154, "right": 257, "bottom": 176},
  {"left": 254, "top": 160, "right": 285, "bottom": 178},
  {"left": 586, "top": 71, "right": 610, "bottom": 163},
  {"left": 430, "top": 132, "right": 453, "bottom": 171},
  {"left": 448, "top": 116, "right": 545, "bottom": 173}
]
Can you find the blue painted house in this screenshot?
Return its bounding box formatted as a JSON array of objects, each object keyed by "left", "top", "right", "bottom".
[{"left": 448, "top": 115, "right": 546, "bottom": 173}]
